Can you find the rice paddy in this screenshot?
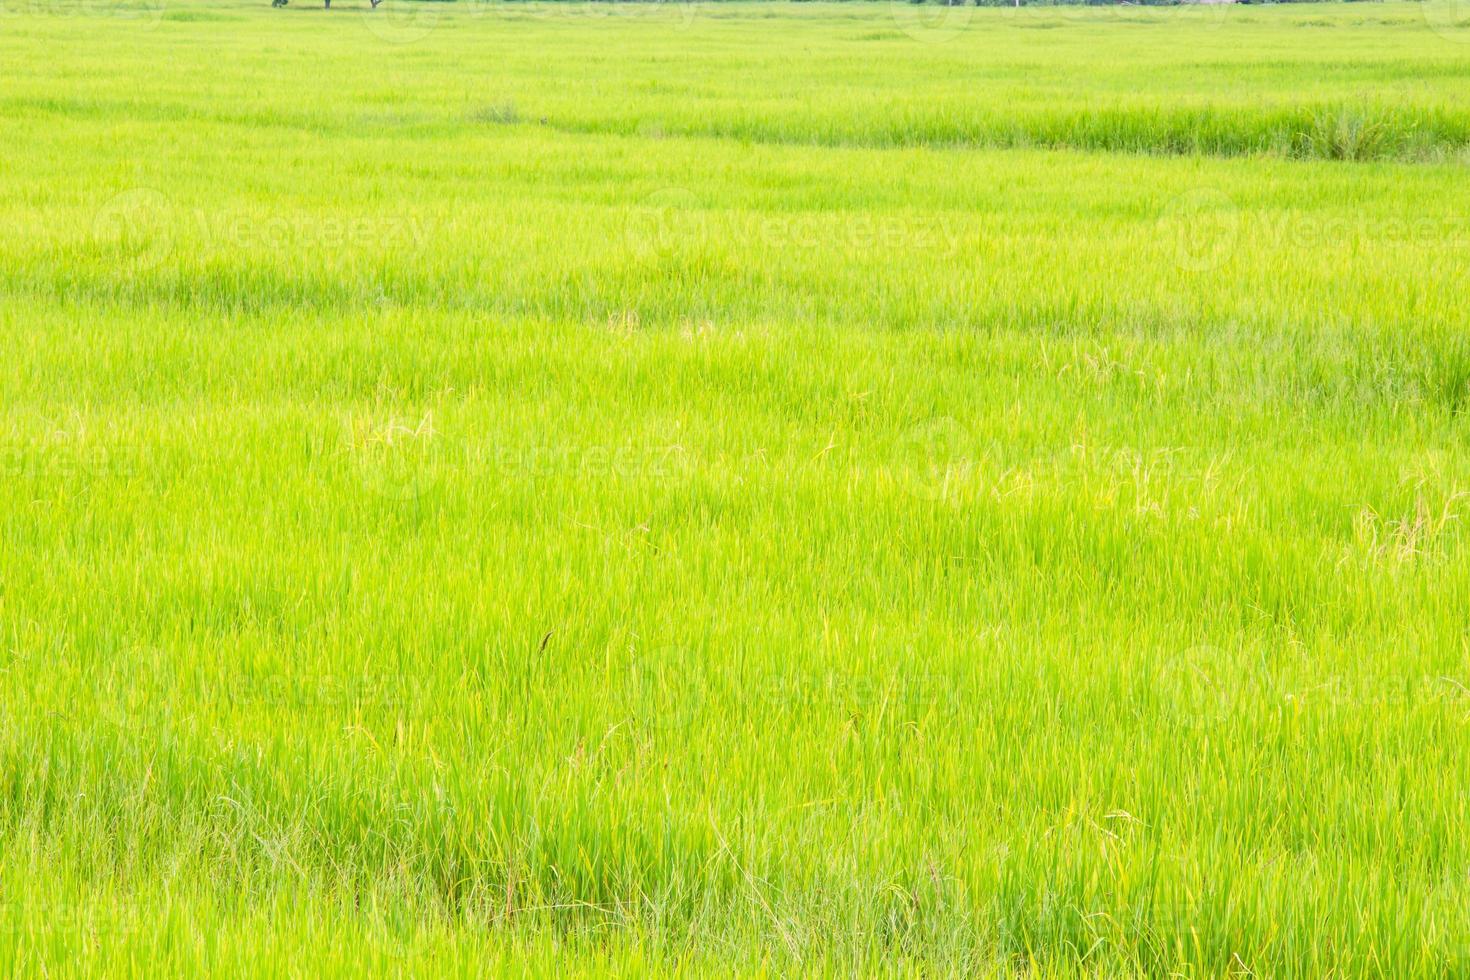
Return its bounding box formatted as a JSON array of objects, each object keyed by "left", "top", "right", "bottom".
[{"left": 2, "top": 0, "right": 1470, "bottom": 975}]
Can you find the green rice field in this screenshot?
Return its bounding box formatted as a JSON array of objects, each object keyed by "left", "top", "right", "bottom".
[{"left": 3, "top": 0, "right": 1470, "bottom": 974}]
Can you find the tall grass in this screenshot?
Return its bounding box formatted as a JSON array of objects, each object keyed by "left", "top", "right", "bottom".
[{"left": 2, "top": 1, "right": 1470, "bottom": 976}]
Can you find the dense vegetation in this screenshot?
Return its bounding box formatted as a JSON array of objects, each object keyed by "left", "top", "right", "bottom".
[{"left": 3, "top": 1, "right": 1470, "bottom": 975}]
